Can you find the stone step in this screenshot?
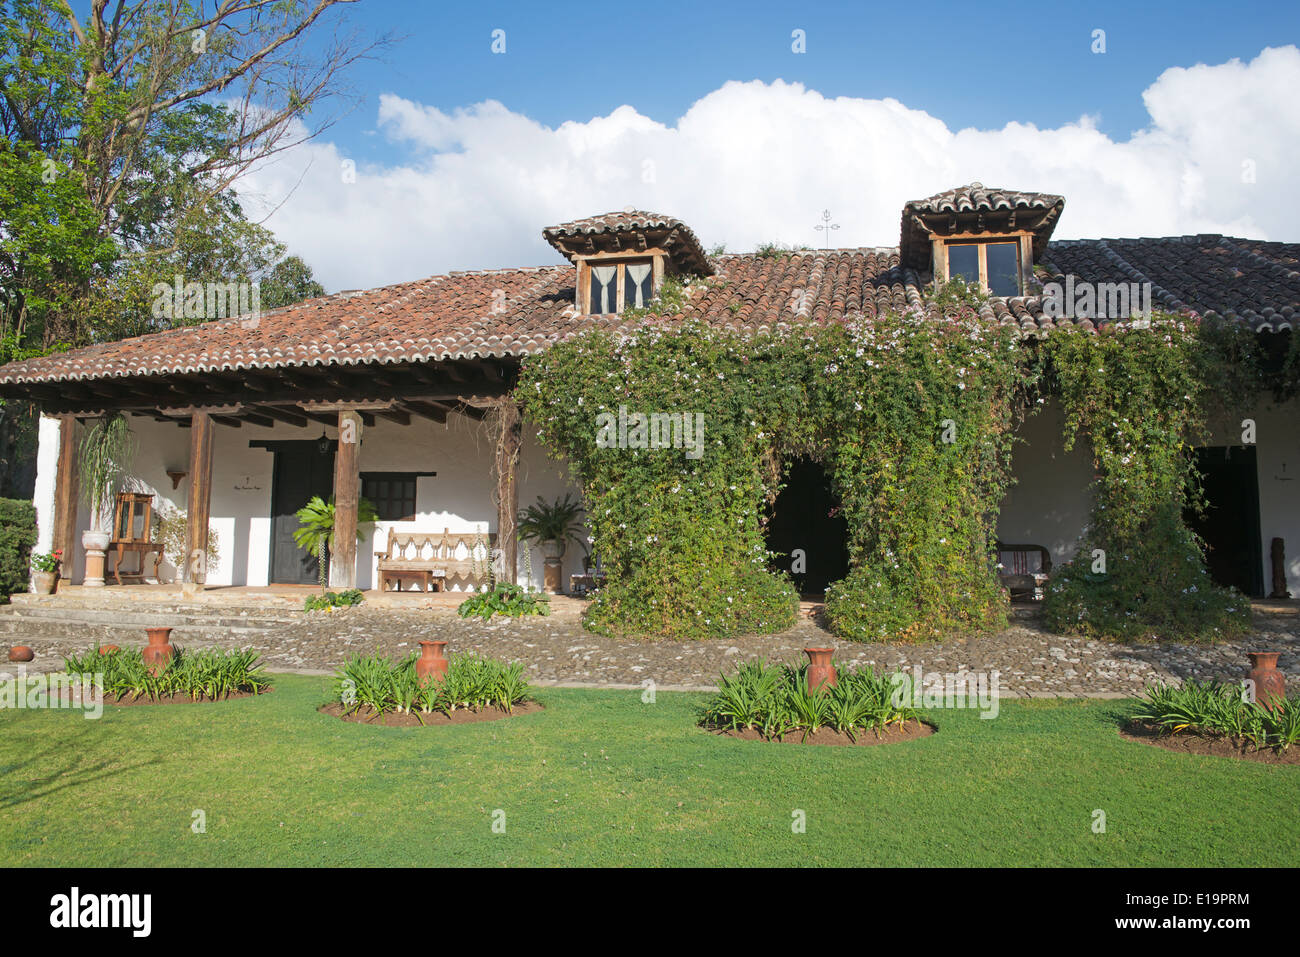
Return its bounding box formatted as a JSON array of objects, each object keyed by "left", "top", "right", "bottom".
[
  {"left": 0, "top": 603, "right": 294, "bottom": 630},
  {"left": 0, "top": 616, "right": 274, "bottom": 645}
]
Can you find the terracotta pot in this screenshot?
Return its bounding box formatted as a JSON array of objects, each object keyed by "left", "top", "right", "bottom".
[
  {"left": 1247, "top": 652, "right": 1286, "bottom": 710},
  {"left": 142, "top": 627, "right": 174, "bottom": 675},
  {"left": 416, "top": 640, "right": 449, "bottom": 685},
  {"left": 99, "top": 645, "right": 121, "bottom": 655},
  {"left": 804, "top": 647, "right": 837, "bottom": 692},
  {"left": 31, "top": 570, "right": 56, "bottom": 595},
  {"left": 7, "top": 645, "right": 34, "bottom": 663}
]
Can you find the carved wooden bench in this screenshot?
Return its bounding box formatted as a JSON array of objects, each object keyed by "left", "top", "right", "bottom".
[{"left": 375, "top": 529, "right": 497, "bottom": 592}]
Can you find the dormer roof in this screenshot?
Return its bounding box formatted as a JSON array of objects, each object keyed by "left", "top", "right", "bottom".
[
  {"left": 899, "top": 183, "right": 1065, "bottom": 271},
  {"left": 543, "top": 210, "right": 714, "bottom": 276}
]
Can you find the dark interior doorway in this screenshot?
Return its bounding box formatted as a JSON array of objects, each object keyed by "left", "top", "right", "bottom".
[
  {"left": 765, "top": 458, "right": 849, "bottom": 597},
  {"left": 1184, "top": 445, "right": 1264, "bottom": 597},
  {"left": 265, "top": 440, "right": 335, "bottom": 585}
]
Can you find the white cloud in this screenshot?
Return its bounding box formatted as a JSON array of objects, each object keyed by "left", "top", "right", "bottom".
[{"left": 237, "top": 45, "right": 1300, "bottom": 292}]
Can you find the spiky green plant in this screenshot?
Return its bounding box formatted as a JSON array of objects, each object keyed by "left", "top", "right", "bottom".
[{"left": 78, "top": 413, "right": 136, "bottom": 532}]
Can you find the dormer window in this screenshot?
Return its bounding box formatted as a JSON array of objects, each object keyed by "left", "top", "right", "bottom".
[
  {"left": 589, "top": 259, "right": 655, "bottom": 313},
  {"left": 542, "top": 210, "right": 715, "bottom": 316},
  {"left": 945, "top": 240, "right": 1022, "bottom": 296},
  {"left": 898, "top": 183, "right": 1066, "bottom": 300}
]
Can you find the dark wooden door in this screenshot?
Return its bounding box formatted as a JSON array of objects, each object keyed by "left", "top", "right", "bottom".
[
  {"left": 1185, "top": 446, "right": 1264, "bottom": 597},
  {"left": 269, "top": 442, "right": 336, "bottom": 584}
]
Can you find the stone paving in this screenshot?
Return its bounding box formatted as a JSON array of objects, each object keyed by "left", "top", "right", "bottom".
[{"left": 10, "top": 601, "right": 1296, "bottom": 697}]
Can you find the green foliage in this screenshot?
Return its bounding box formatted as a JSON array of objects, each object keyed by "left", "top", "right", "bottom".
[
  {"left": 1042, "top": 317, "right": 1252, "bottom": 641},
  {"left": 754, "top": 241, "right": 811, "bottom": 259},
  {"left": 29, "top": 549, "right": 60, "bottom": 573},
  {"left": 292, "top": 496, "right": 379, "bottom": 559},
  {"left": 698, "top": 658, "right": 922, "bottom": 741},
  {"left": 1131, "top": 680, "right": 1300, "bottom": 751},
  {"left": 521, "top": 281, "right": 1022, "bottom": 642},
  {"left": 332, "top": 652, "right": 533, "bottom": 718},
  {"left": 457, "top": 582, "right": 551, "bottom": 620},
  {"left": 62, "top": 645, "right": 272, "bottom": 701},
  {"left": 77, "top": 413, "right": 135, "bottom": 530},
  {"left": 0, "top": 497, "right": 36, "bottom": 601},
  {"left": 517, "top": 493, "right": 585, "bottom": 547},
  {"left": 303, "top": 589, "right": 364, "bottom": 612}
]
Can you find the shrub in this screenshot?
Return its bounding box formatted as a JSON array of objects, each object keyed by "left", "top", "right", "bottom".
[
  {"left": 0, "top": 498, "right": 37, "bottom": 602},
  {"left": 30, "top": 549, "right": 62, "bottom": 573},
  {"left": 1131, "top": 680, "right": 1300, "bottom": 752},
  {"left": 698, "top": 658, "right": 923, "bottom": 742},
  {"left": 457, "top": 582, "right": 550, "bottom": 620},
  {"left": 332, "top": 651, "right": 533, "bottom": 718},
  {"left": 63, "top": 646, "right": 272, "bottom": 701},
  {"left": 304, "top": 589, "right": 364, "bottom": 612}
]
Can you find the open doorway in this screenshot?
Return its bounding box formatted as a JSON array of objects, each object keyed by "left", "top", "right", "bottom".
[
  {"left": 1184, "top": 445, "right": 1264, "bottom": 597},
  {"left": 765, "top": 457, "right": 849, "bottom": 598}
]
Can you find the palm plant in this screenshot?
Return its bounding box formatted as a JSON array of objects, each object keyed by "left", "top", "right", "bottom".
[
  {"left": 293, "top": 495, "right": 379, "bottom": 590},
  {"left": 517, "top": 493, "right": 585, "bottom": 553},
  {"left": 78, "top": 413, "right": 136, "bottom": 532}
]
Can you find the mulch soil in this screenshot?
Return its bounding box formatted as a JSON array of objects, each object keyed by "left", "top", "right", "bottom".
[
  {"left": 1121, "top": 720, "right": 1300, "bottom": 765},
  {"left": 318, "top": 699, "right": 544, "bottom": 726}
]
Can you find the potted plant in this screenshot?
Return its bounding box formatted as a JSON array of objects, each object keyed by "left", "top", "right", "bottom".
[
  {"left": 30, "top": 550, "right": 62, "bottom": 594},
  {"left": 77, "top": 413, "right": 135, "bottom": 587},
  {"left": 292, "top": 495, "right": 378, "bottom": 592},
  {"left": 517, "top": 493, "right": 585, "bottom": 594}
]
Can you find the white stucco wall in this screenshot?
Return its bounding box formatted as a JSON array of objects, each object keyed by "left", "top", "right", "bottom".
[
  {"left": 30, "top": 414, "right": 62, "bottom": 587},
  {"left": 46, "top": 411, "right": 586, "bottom": 591},
  {"left": 997, "top": 400, "right": 1094, "bottom": 565}
]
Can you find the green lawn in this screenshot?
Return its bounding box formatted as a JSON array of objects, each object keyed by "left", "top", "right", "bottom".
[{"left": 1, "top": 675, "right": 1295, "bottom": 866}]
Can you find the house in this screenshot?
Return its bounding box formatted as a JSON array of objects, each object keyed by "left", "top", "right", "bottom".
[{"left": 1, "top": 183, "right": 1296, "bottom": 598}]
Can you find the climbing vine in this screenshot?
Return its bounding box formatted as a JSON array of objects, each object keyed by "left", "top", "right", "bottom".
[{"left": 1041, "top": 317, "right": 1253, "bottom": 640}]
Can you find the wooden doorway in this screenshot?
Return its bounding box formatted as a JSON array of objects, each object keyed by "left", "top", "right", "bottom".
[{"left": 263, "top": 440, "right": 336, "bottom": 585}]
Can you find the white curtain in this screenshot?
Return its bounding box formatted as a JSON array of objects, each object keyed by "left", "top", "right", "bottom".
[
  {"left": 625, "top": 262, "right": 652, "bottom": 308},
  {"left": 590, "top": 264, "right": 616, "bottom": 313}
]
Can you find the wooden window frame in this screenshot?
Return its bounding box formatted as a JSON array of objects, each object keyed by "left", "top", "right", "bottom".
[
  {"left": 576, "top": 251, "right": 666, "bottom": 314},
  {"left": 360, "top": 471, "right": 435, "bottom": 523},
  {"left": 933, "top": 231, "right": 1034, "bottom": 296}
]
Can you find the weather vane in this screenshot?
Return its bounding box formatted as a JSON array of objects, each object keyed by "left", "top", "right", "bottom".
[{"left": 814, "top": 209, "right": 839, "bottom": 251}]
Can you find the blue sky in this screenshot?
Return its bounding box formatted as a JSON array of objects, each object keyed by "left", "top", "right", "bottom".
[
  {"left": 323, "top": 0, "right": 1298, "bottom": 162},
  {"left": 206, "top": 0, "right": 1300, "bottom": 290}
]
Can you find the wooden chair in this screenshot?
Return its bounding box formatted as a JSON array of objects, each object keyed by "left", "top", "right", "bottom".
[{"left": 106, "top": 492, "right": 164, "bottom": 585}]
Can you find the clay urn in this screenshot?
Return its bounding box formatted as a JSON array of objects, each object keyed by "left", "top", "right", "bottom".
[
  {"left": 7, "top": 645, "right": 34, "bottom": 663},
  {"left": 142, "top": 627, "right": 174, "bottom": 675},
  {"left": 416, "top": 640, "right": 449, "bottom": 685},
  {"left": 98, "top": 645, "right": 121, "bottom": 655},
  {"left": 1247, "top": 652, "right": 1286, "bottom": 711},
  {"left": 804, "top": 647, "right": 837, "bottom": 692}
]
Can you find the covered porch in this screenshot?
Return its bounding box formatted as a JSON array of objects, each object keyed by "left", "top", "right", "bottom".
[{"left": 25, "top": 353, "right": 589, "bottom": 598}]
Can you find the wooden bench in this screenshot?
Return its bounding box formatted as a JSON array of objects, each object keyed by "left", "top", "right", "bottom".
[
  {"left": 375, "top": 529, "right": 498, "bottom": 592},
  {"left": 106, "top": 492, "right": 164, "bottom": 585},
  {"left": 996, "top": 542, "right": 1052, "bottom": 601}
]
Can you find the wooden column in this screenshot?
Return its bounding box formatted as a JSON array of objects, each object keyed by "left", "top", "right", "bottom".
[
  {"left": 494, "top": 401, "right": 522, "bottom": 585},
  {"left": 330, "top": 410, "right": 362, "bottom": 589},
  {"left": 184, "top": 412, "right": 215, "bottom": 593},
  {"left": 52, "top": 414, "right": 80, "bottom": 573}
]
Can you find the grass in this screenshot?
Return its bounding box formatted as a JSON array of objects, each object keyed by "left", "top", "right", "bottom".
[{"left": 0, "top": 675, "right": 1297, "bottom": 866}]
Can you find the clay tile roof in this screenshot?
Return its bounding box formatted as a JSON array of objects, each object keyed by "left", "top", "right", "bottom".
[
  {"left": 543, "top": 209, "right": 713, "bottom": 276},
  {"left": 899, "top": 182, "right": 1066, "bottom": 270},
  {"left": 1, "top": 228, "right": 1295, "bottom": 396}
]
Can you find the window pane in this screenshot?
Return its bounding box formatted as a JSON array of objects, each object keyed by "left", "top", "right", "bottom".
[
  {"left": 986, "top": 243, "right": 1020, "bottom": 296},
  {"left": 625, "top": 262, "right": 653, "bottom": 308},
  {"left": 589, "top": 264, "right": 617, "bottom": 313},
  {"left": 947, "top": 245, "right": 979, "bottom": 285}
]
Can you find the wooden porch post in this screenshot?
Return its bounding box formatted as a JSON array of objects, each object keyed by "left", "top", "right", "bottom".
[
  {"left": 52, "top": 414, "right": 80, "bottom": 579},
  {"left": 494, "top": 401, "right": 522, "bottom": 585},
  {"left": 330, "top": 410, "right": 362, "bottom": 589},
  {"left": 184, "top": 411, "right": 215, "bottom": 596}
]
